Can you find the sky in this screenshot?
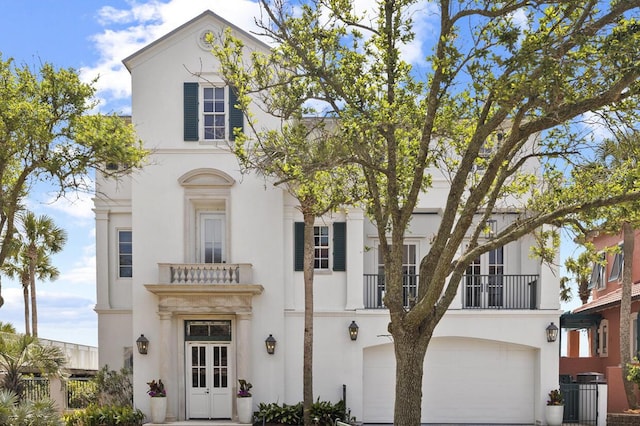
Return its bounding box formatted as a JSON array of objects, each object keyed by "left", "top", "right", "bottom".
[{"left": 0, "top": 0, "right": 586, "bottom": 348}]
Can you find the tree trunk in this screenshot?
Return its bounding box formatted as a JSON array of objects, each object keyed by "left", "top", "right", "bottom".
[
  {"left": 302, "top": 211, "right": 315, "bottom": 426},
  {"left": 29, "top": 246, "right": 38, "bottom": 337},
  {"left": 393, "top": 325, "right": 430, "bottom": 425},
  {"left": 620, "top": 222, "right": 637, "bottom": 409},
  {"left": 21, "top": 272, "right": 30, "bottom": 336}
]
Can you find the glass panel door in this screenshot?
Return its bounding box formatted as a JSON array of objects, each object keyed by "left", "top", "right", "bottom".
[
  {"left": 199, "top": 213, "right": 225, "bottom": 263},
  {"left": 186, "top": 343, "right": 232, "bottom": 419}
]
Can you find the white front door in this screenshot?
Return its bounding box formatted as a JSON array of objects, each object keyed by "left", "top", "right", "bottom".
[{"left": 186, "top": 343, "right": 232, "bottom": 419}]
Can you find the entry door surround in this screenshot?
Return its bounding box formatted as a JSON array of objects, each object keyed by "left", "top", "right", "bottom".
[{"left": 144, "top": 284, "right": 262, "bottom": 421}]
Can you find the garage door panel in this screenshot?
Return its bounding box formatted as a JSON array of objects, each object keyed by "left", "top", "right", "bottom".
[{"left": 364, "top": 338, "right": 535, "bottom": 424}]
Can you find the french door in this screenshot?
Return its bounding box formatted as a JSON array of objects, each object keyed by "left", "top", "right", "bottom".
[
  {"left": 465, "top": 246, "right": 504, "bottom": 308},
  {"left": 199, "top": 212, "right": 226, "bottom": 263},
  {"left": 186, "top": 343, "right": 232, "bottom": 419}
]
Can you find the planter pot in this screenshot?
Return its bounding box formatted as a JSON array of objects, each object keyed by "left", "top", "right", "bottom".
[
  {"left": 545, "top": 405, "right": 564, "bottom": 426},
  {"left": 150, "top": 396, "right": 167, "bottom": 423},
  {"left": 237, "top": 396, "right": 253, "bottom": 424}
]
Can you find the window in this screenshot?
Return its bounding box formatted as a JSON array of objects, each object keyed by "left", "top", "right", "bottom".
[
  {"left": 377, "top": 243, "right": 417, "bottom": 307},
  {"left": 608, "top": 245, "right": 624, "bottom": 282},
  {"left": 465, "top": 256, "right": 482, "bottom": 308},
  {"left": 598, "top": 319, "right": 609, "bottom": 357},
  {"left": 185, "top": 320, "right": 232, "bottom": 341},
  {"left": 314, "top": 226, "right": 330, "bottom": 269},
  {"left": 183, "top": 83, "right": 243, "bottom": 142},
  {"left": 118, "top": 230, "right": 132, "bottom": 278},
  {"left": 463, "top": 246, "right": 504, "bottom": 308},
  {"left": 200, "top": 212, "right": 226, "bottom": 263},
  {"left": 632, "top": 313, "right": 639, "bottom": 359},
  {"left": 589, "top": 253, "right": 606, "bottom": 289},
  {"left": 203, "top": 87, "right": 225, "bottom": 140},
  {"left": 294, "top": 222, "right": 346, "bottom": 271},
  {"left": 476, "top": 132, "right": 504, "bottom": 171},
  {"left": 488, "top": 246, "right": 504, "bottom": 307}
]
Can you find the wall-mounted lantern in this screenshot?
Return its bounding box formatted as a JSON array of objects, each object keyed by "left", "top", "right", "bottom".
[
  {"left": 265, "top": 334, "right": 276, "bottom": 355},
  {"left": 349, "top": 321, "right": 359, "bottom": 341},
  {"left": 136, "top": 334, "right": 149, "bottom": 354},
  {"left": 546, "top": 322, "right": 559, "bottom": 343}
]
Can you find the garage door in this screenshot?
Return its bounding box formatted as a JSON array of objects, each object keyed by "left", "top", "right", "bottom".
[{"left": 363, "top": 337, "right": 535, "bottom": 423}]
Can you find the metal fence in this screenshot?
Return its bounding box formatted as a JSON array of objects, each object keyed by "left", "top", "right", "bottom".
[
  {"left": 21, "top": 377, "right": 95, "bottom": 409},
  {"left": 560, "top": 382, "right": 598, "bottom": 425},
  {"left": 22, "top": 377, "right": 50, "bottom": 402}
]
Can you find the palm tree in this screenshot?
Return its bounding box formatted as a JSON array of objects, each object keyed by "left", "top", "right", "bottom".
[
  {"left": 0, "top": 333, "right": 67, "bottom": 400},
  {"left": 3, "top": 248, "right": 60, "bottom": 336},
  {"left": 0, "top": 322, "right": 16, "bottom": 334},
  {"left": 19, "top": 212, "right": 66, "bottom": 337}
]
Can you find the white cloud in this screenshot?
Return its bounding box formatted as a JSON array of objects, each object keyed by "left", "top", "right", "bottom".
[
  {"left": 81, "top": 0, "right": 263, "bottom": 111},
  {"left": 60, "top": 244, "right": 97, "bottom": 286},
  {"left": 46, "top": 190, "right": 95, "bottom": 220}
]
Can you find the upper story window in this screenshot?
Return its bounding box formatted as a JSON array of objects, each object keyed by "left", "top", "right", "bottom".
[
  {"left": 314, "top": 226, "right": 330, "bottom": 269},
  {"left": 118, "top": 230, "right": 132, "bottom": 278},
  {"left": 294, "top": 222, "right": 346, "bottom": 272},
  {"left": 597, "top": 319, "right": 609, "bottom": 357},
  {"left": 203, "top": 87, "right": 226, "bottom": 140},
  {"left": 608, "top": 245, "right": 624, "bottom": 282},
  {"left": 183, "top": 83, "right": 243, "bottom": 143},
  {"left": 588, "top": 252, "right": 606, "bottom": 290}
]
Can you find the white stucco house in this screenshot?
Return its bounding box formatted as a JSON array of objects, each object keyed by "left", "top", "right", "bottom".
[{"left": 93, "top": 10, "right": 561, "bottom": 425}]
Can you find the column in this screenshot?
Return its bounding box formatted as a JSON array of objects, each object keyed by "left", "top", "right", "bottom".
[
  {"left": 159, "top": 311, "right": 174, "bottom": 421},
  {"left": 346, "top": 209, "right": 364, "bottom": 310},
  {"left": 236, "top": 313, "right": 252, "bottom": 383},
  {"left": 94, "top": 210, "right": 110, "bottom": 310}
]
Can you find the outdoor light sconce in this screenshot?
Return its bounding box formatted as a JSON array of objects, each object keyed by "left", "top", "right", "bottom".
[
  {"left": 265, "top": 334, "right": 276, "bottom": 355},
  {"left": 546, "top": 322, "right": 559, "bottom": 343},
  {"left": 349, "top": 321, "right": 359, "bottom": 341},
  {"left": 136, "top": 334, "right": 149, "bottom": 354}
]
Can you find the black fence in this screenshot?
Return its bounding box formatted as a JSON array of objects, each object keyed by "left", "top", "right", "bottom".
[{"left": 560, "top": 382, "right": 599, "bottom": 425}]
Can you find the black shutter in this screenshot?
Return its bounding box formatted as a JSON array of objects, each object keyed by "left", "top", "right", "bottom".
[
  {"left": 333, "top": 222, "right": 346, "bottom": 271},
  {"left": 294, "top": 222, "right": 304, "bottom": 271},
  {"left": 228, "top": 86, "right": 243, "bottom": 141},
  {"left": 184, "top": 82, "right": 198, "bottom": 141},
  {"left": 636, "top": 315, "right": 640, "bottom": 358}
]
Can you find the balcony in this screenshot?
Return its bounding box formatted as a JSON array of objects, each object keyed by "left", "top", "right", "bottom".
[
  {"left": 158, "top": 263, "right": 253, "bottom": 284},
  {"left": 363, "top": 274, "right": 538, "bottom": 310}
]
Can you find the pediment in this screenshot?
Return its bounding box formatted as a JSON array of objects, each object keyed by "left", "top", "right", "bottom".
[{"left": 178, "top": 168, "right": 235, "bottom": 188}]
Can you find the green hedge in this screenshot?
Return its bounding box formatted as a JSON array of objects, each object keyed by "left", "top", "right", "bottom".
[
  {"left": 62, "top": 404, "right": 144, "bottom": 426},
  {"left": 253, "top": 399, "right": 349, "bottom": 425}
]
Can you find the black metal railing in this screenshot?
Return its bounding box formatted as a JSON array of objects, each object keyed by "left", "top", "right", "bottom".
[
  {"left": 363, "top": 274, "right": 418, "bottom": 309},
  {"left": 363, "top": 274, "right": 538, "bottom": 309},
  {"left": 462, "top": 274, "right": 538, "bottom": 309}
]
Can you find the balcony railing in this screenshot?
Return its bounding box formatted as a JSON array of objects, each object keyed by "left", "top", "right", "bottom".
[
  {"left": 363, "top": 274, "right": 538, "bottom": 310},
  {"left": 158, "top": 263, "right": 253, "bottom": 284}
]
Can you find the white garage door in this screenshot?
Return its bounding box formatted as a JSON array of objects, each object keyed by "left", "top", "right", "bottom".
[{"left": 363, "top": 337, "right": 535, "bottom": 424}]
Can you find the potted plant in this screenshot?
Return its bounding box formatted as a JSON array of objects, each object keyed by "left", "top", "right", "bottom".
[
  {"left": 237, "top": 379, "right": 253, "bottom": 424},
  {"left": 545, "top": 389, "right": 564, "bottom": 426},
  {"left": 147, "top": 379, "right": 167, "bottom": 423}
]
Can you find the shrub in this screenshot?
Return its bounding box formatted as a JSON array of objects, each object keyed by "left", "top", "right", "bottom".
[
  {"left": 253, "top": 399, "right": 348, "bottom": 425},
  {"left": 62, "top": 404, "right": 144, "bottom": 426},
  {"left": 0, "top": 390, "right": 61, "bottom": 426},
  {"left": 66, "top": 379, "right": 98, "bottom": 409},
  {"left": 93, "top": 366, "right": 133, "bottom": 407}
]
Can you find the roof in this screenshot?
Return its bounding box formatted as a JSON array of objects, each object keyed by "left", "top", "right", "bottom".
[
  {"left": 122, "top": 10, "right": 271, "bottom": 71},
  {"left": 572, "top": 282, "right": 640, "bottom": 314}
]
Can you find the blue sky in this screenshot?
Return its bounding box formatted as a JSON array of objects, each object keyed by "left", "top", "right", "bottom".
[{"left": 0, "top": 0, "right": 584, "bottom": 347}]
